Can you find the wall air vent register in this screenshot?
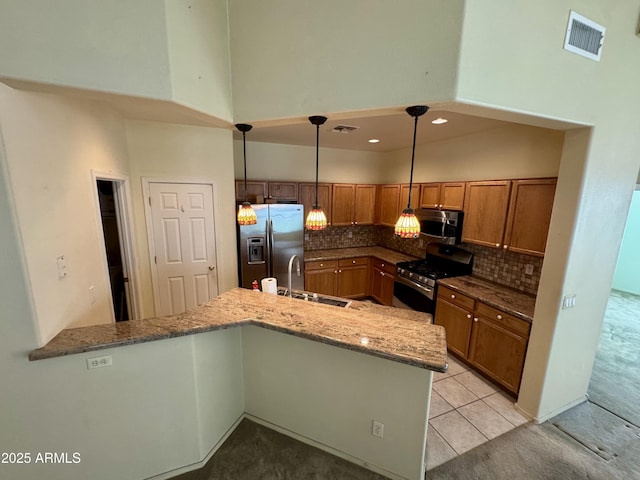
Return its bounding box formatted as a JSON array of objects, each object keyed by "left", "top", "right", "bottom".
[{"left": 564, "top": 10, "right": 606, "bottom": 62}]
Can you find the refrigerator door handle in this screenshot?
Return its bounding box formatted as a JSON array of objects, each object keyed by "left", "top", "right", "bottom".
[
  {"left": 264, "top": 218, "right": 271, "bottom": 274},
  {"left": 269, "top": 219, "right": 275, "bottom": 276}
]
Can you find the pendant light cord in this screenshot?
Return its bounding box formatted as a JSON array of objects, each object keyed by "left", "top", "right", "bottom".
[
  {"left": 243, "top": 131, "right": 248, "bottom": 203},
  {"left": 315, "top": 123, "right": 320, "bottom": 207},
  {"left": 407, "top": 114, "right": 418, "bottom": 209}
]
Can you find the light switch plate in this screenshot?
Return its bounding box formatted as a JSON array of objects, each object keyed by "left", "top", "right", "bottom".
[{"left": 562, "top": 294, "right": 576, "bottom": 309}]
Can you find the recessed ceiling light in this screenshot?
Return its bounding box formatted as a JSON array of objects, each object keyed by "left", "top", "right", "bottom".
[
  {"left": 432, "top": 118, "right": 448, "bottom": 125},
  {"left": 368, "top": 139, "right": 380, "bottom": 144}
]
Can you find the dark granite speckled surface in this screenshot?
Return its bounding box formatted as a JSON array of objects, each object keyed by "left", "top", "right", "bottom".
[
  {"left": 304, "top": 246, "right": 417, "bottom": 264},
  {"left": 30, "top": 288, "right": 447, "bottom": 372},
  {"left": 437, "top": 276, "right": 536, "bottom": 322}
]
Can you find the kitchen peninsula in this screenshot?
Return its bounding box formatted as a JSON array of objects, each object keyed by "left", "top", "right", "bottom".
[{"left": 30, "top": 288, "right": 445, "bottom": 480}]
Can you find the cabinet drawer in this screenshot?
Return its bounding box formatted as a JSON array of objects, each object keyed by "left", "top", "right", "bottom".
[
  {"left": 372, "top": 257, "right": 396, "bottom": 275},
  {"left": 339, "top": 257, "right": 369, "bottom": 267},
  {"left": 438, "top": 286, "right": 475, "bottom": 311},
  {"left": 475, "top": 302, "right": 531, "bottom": 337},
  {"left": 305, "top": 260, "right": 338, "bottom": 271}
]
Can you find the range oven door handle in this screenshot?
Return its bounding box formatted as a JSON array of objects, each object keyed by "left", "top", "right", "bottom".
[{"left": 394, "top": 275, "right": 434, "bottom": 300}]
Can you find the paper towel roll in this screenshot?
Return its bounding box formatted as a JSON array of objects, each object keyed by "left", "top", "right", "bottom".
[{"left": 261, "top": 277, "right": 278, "bottom": 294}]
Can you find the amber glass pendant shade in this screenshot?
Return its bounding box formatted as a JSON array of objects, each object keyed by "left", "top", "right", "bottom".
[
  {"left": 394, "top": 208, "right": 421, "bottom": 238},
  {"left": 237, "top": 201, "right": 257, "bottom": 225},
  {"left": 305, "top": 206, "right": 328, "bottom": 230}
]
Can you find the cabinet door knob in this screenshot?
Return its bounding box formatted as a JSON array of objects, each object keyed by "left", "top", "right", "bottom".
[
  {"left": 208, "top": 265, "right": 215, "bottom": 270},
  {"left": 334, "top": 270, "right": 338, "bottom": 274},
  {"left": 354, "top": 221, "right": 358, "bottom": 225},
  {"left": 495, "top": 243, "right": 500, "bottom": 247},
  {"left": 381, "top": 263, "right": 385, "bottom": 267},
  {"left": 503, "top": 245, "right": 508, "bottom": 250},
  {"left": 451, "top": 294, "right": 456, "bottom": 299},
  {"left": 338, "top": 269, "right": 342, "bottom": 273},
  {"left": 466, "top": 314, "right": 472, "bottom": 319},
  {"left": 439, "top": 204, "right": 443, "bottom": 208},
  {"left": 352, "top": 260, "right": 356, "bottom": 264},
  {"left": 474, "top": 317, "right": 478, "bottom": 322},
  {"left": 497, "top": 314, "right": 503, "bottom": 320},
  {"left": 380, "top": 271, "right": 385, "bottom": 276},
  {"left": 320, "top": 263, "right": 324, "bottom": 267}
]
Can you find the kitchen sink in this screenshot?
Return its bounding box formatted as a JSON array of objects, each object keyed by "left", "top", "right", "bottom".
[{"left": 277, "top": 287, "right": 351, "bottom": 308}]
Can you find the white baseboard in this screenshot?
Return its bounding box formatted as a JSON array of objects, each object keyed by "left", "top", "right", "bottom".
[{"left": 530, "top": 395, "right": 588, "bottom": 424}]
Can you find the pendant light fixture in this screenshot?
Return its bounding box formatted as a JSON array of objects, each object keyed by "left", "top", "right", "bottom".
[
  {"left": 236, "top": 123, "right": 257, "bottom": 226},
  {"left": 305, "top": 115, "right": 328, "bottom": 231},
  {"left": 394, "top": 105, "right": 429, "bottom": 238}
]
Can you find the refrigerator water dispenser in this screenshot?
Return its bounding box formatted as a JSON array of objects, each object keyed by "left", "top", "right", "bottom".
[{"left": 247, "top": 237, "right": 265, "bottom": 264}]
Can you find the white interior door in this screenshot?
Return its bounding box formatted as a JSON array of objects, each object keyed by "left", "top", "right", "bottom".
[{"left": 149, "top": 182, "right": 218, "bottom": 316}]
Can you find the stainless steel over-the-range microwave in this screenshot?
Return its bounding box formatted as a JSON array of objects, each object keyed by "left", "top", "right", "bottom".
[{"left": 416, "top": 208, "right": 464, "bottom": 245}]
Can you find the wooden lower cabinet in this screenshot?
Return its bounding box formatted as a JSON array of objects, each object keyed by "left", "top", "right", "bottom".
[
  {"left": 468, "top": 316, "right": 529, "bottom": 394},
  {"left": 435, "top": 286, "right": 530, "bottom": 395},
  {"left": 434, "top": 297, "right": 473, "bottom": 358},
  {"left": 304, "top": 258, "right": 369, "bottom": 298},
  {"left": 370, "top": 258, "right": 396, "bottom": 306},
  {"left": 337, "top": 258, "right": 369, "bottom": 298}
]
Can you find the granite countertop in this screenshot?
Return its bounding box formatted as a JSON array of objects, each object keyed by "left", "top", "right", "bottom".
[
  {"left": 437, "top": 276, "right": 536, "bottom": 322},
  {"left": 30, "top": 288, "right": 447, "bottom": 372},
  {"left": 305, "top": 246, "right": 417, "bottom": 264}
]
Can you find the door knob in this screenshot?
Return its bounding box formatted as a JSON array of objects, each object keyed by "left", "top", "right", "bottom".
[{"left": 208, "top": 265, "right": 215, "bottom": 270}]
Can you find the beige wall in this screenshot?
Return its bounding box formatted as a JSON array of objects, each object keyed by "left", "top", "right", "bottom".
[
  {"left": 0, "top": 85, "right": 130, "bottom": 344},
  {"left": 233, "top": 140, "right": 387, "bottom": 184},
  {"left": 229, "top": 0, "right": 464, "bottom": 122},
  {"left": 383, "top": 124, "right": 564, "bottom": 183},
  {"left": 0, "top": 0, "right": 234, "bottom": 122},
  {"left": 126, "top": 120, "right": 238, "bottom": 318},
  {"left": 457, "top": 0, "right": 640, "bottom": 420},
  {"left": 0, "top": 0, "right": 172, "bottom": 101}
]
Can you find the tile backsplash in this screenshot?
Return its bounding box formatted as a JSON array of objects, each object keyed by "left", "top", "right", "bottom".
[
  {"left": 460, "top": 244, "right": 542, "bottom": 295},
  {"left": 305, "top": 225, "right": 542, "bottom": 295}
]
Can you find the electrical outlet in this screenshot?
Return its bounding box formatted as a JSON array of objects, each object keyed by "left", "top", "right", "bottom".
[
  {"left": 89, "top": 285, "right": 96, "bottom": 304},
  {"left": 562, "top": 294, "right": 576, "bottom": 309},
  {"left": 86, "top": 355, "right": 112, "bottom": 369},
  {"left": 524, "top": 264, "right": 534, "bottom": 275},
  {"left": 372, "top": 420, "right": 384, "bottom": 438}
]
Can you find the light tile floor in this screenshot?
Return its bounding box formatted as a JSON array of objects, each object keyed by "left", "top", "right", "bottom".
[{"left": 426, "top": 355, "right": 529, "bottom": 470}]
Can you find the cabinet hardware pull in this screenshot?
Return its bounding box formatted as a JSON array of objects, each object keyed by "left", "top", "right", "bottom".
[
  {"left": 466, "top": 314, "right": 472, "bottom": 319},
  {"left": 320, "top": 263, "right": 324, "bottom": 267},
  {"left": 352, "top": 260, "right": 356, "bottom": 264},
  {"left": 497, "top": 314, "right": 503, "bottom": 320},
  {"left": 381, "top": 263, "right": 385, "bottom": 267},
  {"left": 474, "top": 317, "right": 478, "bottom": 322},
  {"left": 495, "top": 243, "right": 500, "bottom": 247},
  {"left": 451, "top": 294, "right": 456, "bottom": 299},
  {"left": 339, "top": 269, "right": 342, "bottom": 273},
  {"left": 503, "top": 245, "right": 508, "bottom": 249},
  {"left": 334, "top": 270, "right": 338, "bottom": 274},
  {"left": 380, "top": 271, "right": 384, "bottom": 276}
]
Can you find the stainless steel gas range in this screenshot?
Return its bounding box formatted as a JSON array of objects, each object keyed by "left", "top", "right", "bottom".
[{"left": 394, "top": 243, "right": 473, "bottom": 316}]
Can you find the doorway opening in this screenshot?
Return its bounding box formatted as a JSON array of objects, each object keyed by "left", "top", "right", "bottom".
[{"left": 96, "top": 179, "right": 130, "bottom": 322}]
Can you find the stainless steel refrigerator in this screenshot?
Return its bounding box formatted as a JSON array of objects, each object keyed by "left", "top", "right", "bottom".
[{"left": 238, "top": 204, "right": 304, "bottom": 290}]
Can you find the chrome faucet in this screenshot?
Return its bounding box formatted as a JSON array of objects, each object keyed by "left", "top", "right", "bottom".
[{"left": 287, "top": 254, "right": 301, "bottom": 298}]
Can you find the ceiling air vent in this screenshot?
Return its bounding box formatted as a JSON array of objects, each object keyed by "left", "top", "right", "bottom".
[
  {"left": 564, "top": 11, "right": 606, "bottom": 62},
  {"left": 330, "top": 125, "right": 359, "bottom": 134}
]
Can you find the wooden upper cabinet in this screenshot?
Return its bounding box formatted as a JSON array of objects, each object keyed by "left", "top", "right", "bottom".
[
  {"left": 235, "top": 180, "right": 267, "bottom": 203},
  {"left": 419, "top": 182, "right": 465, "bottom": 210},
  {"left": 440, "top": 182, "right": 466, "bottom": 210},
  {"left": 399, "top": 184, "right": 421, "bottom": 212},
  {"left": 419, "top": 183, "right": 441, "bottom": 209},
  {"left": 354, "top": 185, "right": 376, "bottom": 225},
  {"left": 298, "top": 183, "right": 333, "bottom": 225},
  {"left": 331, "top": 184, "right": 356, "bottom": 226},
  {"left": 503, "top": 178, "right": 557, "bottom": 256},
  {"left": 268, "top": 182, "right": 298, "bottom": 201},
  {"left": 462, "top": 180, "right": 512, "bottom": 248},
  {"left": 378, "top": 184, "right": 401, "bottom": 226}
]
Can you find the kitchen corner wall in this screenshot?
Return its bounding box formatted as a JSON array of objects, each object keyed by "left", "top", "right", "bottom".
[{"left": 306, "top": 225, "right": 541, "bottom": 295}]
